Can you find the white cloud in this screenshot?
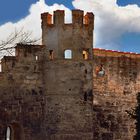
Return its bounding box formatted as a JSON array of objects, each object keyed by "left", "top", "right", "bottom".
[
  {"left": 72, "top": 0, "right": 140, "bottom": 49},
  {"left": 0, "top": 0, "right": 140, "bottom": 53},
  {"left": 0, "top": 0, "right": 71, "bottom": 48}
]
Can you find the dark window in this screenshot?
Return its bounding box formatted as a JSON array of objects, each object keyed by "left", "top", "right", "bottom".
[
  {"left": 85, "top": 69, "right": 87, "bottom": 74},
  {"left": 84, "top": 92, "right": 87, "bottom": 101},
  {"left": 49, "top": 50, "right": 54, "bottom": 60},
  {"left": 12, "top": 61, "right": 15, "bottom": 68}
]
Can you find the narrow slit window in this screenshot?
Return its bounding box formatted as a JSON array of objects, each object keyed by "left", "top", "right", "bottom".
[
  {"left": 0, "top": 62, "right": 1, "bottom": 72},
  {"left": 64, "top": 50, "right": 72, "bottom": 59},
  {"left": 12, "top": 61, "right": 15, "bottom": 68},
  {"left": 35, "top": 56, "right": 38, "bottom": 61},
  {"left": 83, "top": 50, "right": 89, "bottom": 60},
  {"left": 49, "top": 50, "right": 54, "bottom": 60},
  {"left": 6, "top": 127, "right": 11, "bottom": 140},
  {"left": 84, "top": 92, "right": 87, "bottom": 101}
]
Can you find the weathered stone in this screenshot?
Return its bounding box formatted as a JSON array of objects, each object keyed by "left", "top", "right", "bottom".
[{"left": 0, "top": 9, "right": 139, "bottom": 140}]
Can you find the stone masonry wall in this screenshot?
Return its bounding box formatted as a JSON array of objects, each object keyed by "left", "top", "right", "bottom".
[
  {"left": 0, "top": 46, "right": 140, "bottom": 140},
  {"left": 43, "top": 60, "right": 93, "bottom": 139},
  {"left": 41, "top": 10, "right": 94, "bottom": 140},
  {"left": 0, "top": 9, "right": 139, "bottom": 140},
  {"left": 0, "top": 44, "right": 46, "bottom": 140},
  {"left": 93, "top": 48, "right": 140, "bottom": 140}
]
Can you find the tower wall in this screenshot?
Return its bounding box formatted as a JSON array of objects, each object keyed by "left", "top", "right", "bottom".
[
  {"left": 41, "top": 10, "right": 94, "bottom": 139},
  {"left": 41, "top": 10, "right": 94, "bottom": 60},
  {"left": 44, "top": 60, "right": 93, "bottom": 139}
]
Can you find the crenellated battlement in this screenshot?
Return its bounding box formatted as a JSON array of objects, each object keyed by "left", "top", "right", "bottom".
[
  {"left": 41, "top": 12, "right": 52, "bottom": 25},
  {"left": 42, "top": 10, "right": 94, "bottom": 60},
  {"left": 0, "top": 44, "right": 44, "bottom": 73},
  {"left": 54, "top": 10, "right": 65, "bottom": 25},
  {"left": 1, "top": 56, "right": 16, "bottom": 72},
  {"left": 15, "top": 43, "right": 43, "bottom": 57},
  {"left": 72, "top": 10, "right": 84, "bottom": 26},
  {"left": 1, "top": 56, "right": 16, "bottom": 61},
  {"left": 84, "top": 12, "right": 94, "bottom": 29},
  {"left": 41, "top": 9, "right": 94, "bottom": 28}
]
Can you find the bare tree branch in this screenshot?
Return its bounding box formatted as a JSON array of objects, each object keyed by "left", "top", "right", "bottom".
[{"left": 0, "top": 27, "right": 41, "bottom": 57}]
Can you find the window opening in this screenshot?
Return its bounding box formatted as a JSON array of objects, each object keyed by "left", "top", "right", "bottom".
[
  {"left": 0, "top": 62, "right": 1, "bottom": 72},
  {"left": 96, "top": 64, "right": 105, "bottom": 76},
  {"left": 49, "top": 50, "right": 54, "bottom": 60},
  {"left": 6, "top": 127, "right": 11, "bottom": 140},
  {"left": 85, "top": 69, "right": 87, "bottom": 74},
  {"left": 83, "top": 50, "right": 89, "bottom": 60},
  {"left": 35, "top": 56, "right": 38, "bottom": 61},
  {"left": 84, "top": 92, "right": 87, "bottom": 101},
  {"left": 64, "top": 50, "right": 72, "bottom": 59},
  {"left": 12, "top": 61, "right": 15, "bottom": 68}
]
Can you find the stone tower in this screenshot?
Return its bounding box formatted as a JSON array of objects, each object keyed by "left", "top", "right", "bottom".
[{"left": 41, "top": 10, "right": 94, "bottom": 139}]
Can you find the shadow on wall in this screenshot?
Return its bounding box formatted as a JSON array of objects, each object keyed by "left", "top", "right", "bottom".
[
  {"left": 126, "top": 92, "right": 140, "bottom": 140},
  {"left": 134, "top": 93, "right": 140, "bottom": 140}
]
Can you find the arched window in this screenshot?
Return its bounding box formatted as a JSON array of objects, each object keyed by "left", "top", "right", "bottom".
[
  {"left": 83, "top": 50, "right": 89, "bottom": 60},
  {"left": 6, "top": 127, "right": 11, "bottom": 140},
  {"left": 5, "top": 123, "right": 24, "bottom": 140},
  {"left": 64, "top": 50, "right": 72, "bottom": 59}
]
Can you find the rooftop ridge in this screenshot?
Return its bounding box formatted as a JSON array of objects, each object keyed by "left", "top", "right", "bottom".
[
  {"left": 16, "top": 43, "right": 44, "bottom": 47},
  {"left": 93, "top": 48, "right": 140, "bottom": 56},
  {"left": 2, "top": 56, "right": 16, "bottom": 60}
]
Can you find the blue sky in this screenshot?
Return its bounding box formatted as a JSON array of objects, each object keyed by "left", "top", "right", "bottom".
[
  {"left": 0, "top": 0, "right": 134, "bottom": 24},
  {"left": 0, "top": 0, "right": 37, "bottom": 24},
  {"left": 117, "top": 0, "right": 140, "bottom": 6},
  {"left": 0, "top": 0, "right": 140, "bottom": 53}
]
